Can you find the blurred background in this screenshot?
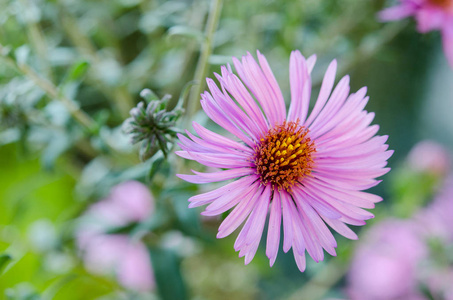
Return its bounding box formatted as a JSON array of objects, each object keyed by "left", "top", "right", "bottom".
[{"left": 0, "top": 0, "right": 452, "bottom": 299}]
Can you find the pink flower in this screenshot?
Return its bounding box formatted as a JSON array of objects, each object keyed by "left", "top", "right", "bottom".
[
  {"left": 416, "top": 176, "right": 453, "bottom": 242},
  {"left": 87, "top": 181, "right": 154, "bottom": 228},
  {"left": 176, "top": 50, "right": 392, "bottom": 271},
  {"left": 407, "top": 140, "right": 451, "bottom": 176},
  {"left": 379, "top": 0, "right": 453, "bottom": 67},
  {"left": 347, "top": 219, "right": 427, "bottom": 300},
  {"left": 77, "top": 181, "right": 155, "bottom": 291},
  {"left": 80, "top": 234, "right": 154, "bottom": 292}
]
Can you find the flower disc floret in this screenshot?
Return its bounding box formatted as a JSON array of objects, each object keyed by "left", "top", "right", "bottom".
[
  {"left": 254, "top": 121, "right": 315, "bottom": 192},
  {"left": 429, "top": 0, "right": 453, "bottom": 9}
]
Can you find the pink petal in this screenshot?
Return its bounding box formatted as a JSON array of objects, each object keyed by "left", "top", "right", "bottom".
[
  {"left": 266, "top": 190, "right": 282, "bottom": 266},
  {"left": 304, "top": 59, "right": 337, "bottom": 127},
  {"left": 281, "top": 191, "right": 295, "bottom": 253},
  {"left": 177, "top": 168, "right": 254, "bottom": 184},
  {"left": 288, "top": 50, "right": 311, "bottom": 124},
  {"left": 187, "top": 176, "right": 257, "bottom": 208},
  {"left": 257, "top": 50, "right": 286, "bottom": 123},
  {"left": 442, "top": 18, "right": 453, "bottom": 68},
  {"left": 415, "top": 7, "right": 445, "bottom": 32},
  {"left": 217, "top": 183, "right": 262, "bottom": 238},
  {"left": 378, "top": 4, "right": 417, "bottom": 21},
  {"left": 192, "top": 122, "right": 253, "bottom": 154}
]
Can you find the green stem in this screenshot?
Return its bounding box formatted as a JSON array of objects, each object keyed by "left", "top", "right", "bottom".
[
  {"left": 18, "top": 0, "right": 54, "bottom": 82},
  {"left": 185, "top": 0, "right": 223, "bottom": 126}
]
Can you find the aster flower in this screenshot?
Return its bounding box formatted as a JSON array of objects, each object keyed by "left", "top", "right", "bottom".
[
  {"left": 176, "top": 50, "right": 392, "bottom": 271},
  {"left": 379, "top": 0, "right": 453, "bottom": 67}
]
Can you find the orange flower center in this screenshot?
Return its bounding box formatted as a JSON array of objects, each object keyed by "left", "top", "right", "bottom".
[
  {"left": 428, "top": 0, "right": 453, "bottom": 9},
  {"left": 254, "top": 121, "right": 316, "bottom": 192}
]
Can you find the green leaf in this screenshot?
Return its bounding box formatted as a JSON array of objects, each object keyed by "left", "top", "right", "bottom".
[
  {"left": 140, "top": 88, "right": 159, "bottom": 102},
  {"left": 14, "top": 45, "right": 30, "bottom": 65},
  {"left": 41, "top": 131, "right": 71, "bottom": 170},
  {"left": 104, "top": 222, "right": 138, "bottom": 235},
  {"left": 169, "top": 189, "right": 202, "bottom": 237},
  {"left": 149, "top": 247, "right": 187, "bottom": 300},
  {"left": 167, "top": 26, "right": 204, "bottom": 43},
  {"left": 147, "top": 151, "right": 165, "bottom": 181},
  {"left": 0, "top": 254, "right": 12, "bottom": 275},
  {"left": 66, "top": 60, "right": 90, "bottom": 82},
  {"left": 132, "top": 206, "right": 169, "bottom": 235}
]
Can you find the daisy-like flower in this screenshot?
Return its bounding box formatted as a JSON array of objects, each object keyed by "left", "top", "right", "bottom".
[
  {"left": 379, "top": 0, "right": 453, "bottom": 67},
  {"left": 176, "top": 50, "right": 392, "bottom": 271}
]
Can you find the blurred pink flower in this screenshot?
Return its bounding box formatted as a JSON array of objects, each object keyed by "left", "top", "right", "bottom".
[
  {"left": 407, "top": 140, "right": 451, "bottom": 176},
  {"left": 77, "top": 181, "right": 155, "bottom": 291},
  {"left": 347, "top": 219, "right": 427, "bottom": 300},
  {"left": 379, "top": 0, "right": 453, "bottom": 67},
  {"left": 416, "top": 176, "right": 453, "bottom": 242},
  {"left": 87, "top": 180, "right": 154, "bottom": 228},
  {"left": 80, "top": 234, "right": 154, "bottom": 291}
]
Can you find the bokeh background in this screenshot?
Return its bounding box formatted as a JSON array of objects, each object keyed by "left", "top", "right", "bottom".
[{"left": 1, "top": 0, "right": 453, "bottom": 299}]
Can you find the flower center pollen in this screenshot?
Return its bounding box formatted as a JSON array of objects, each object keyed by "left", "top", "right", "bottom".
[
  {"left": 254, "top": 121, "right": 316, "bottom": 192},
  {"left": 429, "top": 0, "right": 453, "bottom": 10}
]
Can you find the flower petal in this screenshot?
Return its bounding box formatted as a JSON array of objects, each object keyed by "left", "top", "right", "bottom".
[
  {"left": 266, "top": 190, "right": 281, "bottom": 266},
  {"left": 288, "top": 50, "right": 312, "bottom": 124}
]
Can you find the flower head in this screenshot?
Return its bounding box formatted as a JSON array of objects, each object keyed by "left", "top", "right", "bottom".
[
  {"left": 177, "top": 50, "right": 392, "bottom": 271},
  {"left": 379, "top": 0, "right": 453, "bottom": 67}
]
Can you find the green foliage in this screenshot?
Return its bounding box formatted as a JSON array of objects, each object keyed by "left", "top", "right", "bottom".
[
  {"left": 149, "top": 247, "right": 188, "bottom": 300},
  {"left": 0, "top": 254, "right": 12, "bottom": 275}
]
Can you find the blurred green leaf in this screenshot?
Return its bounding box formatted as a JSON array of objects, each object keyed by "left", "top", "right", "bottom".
[
  {"left": 41, "top": 131, "right": 71, "bottom": 170},
  {"left": 14, "top": 45, "right": 30, "bottom": 65},
  {"left": 167, "top": 26, "right": 204, "bottom": 43},
  {"left": 390, "top": 168, "right": 440, "bottom": 218},
  {"left": 0, "top": 128, "right": 20, "bottom": 146},
  {"left": 169, "top": 189, "right": 202, "bottom": 237},
  {"left": 5, "top": 285, "right": 42, "bottom": 300},
  {"left": 0, "top": 254, "right": 12, "bottom": 275},
  {"left": 149, "top": 247, "right": 187, "bottom": 300},
  {"left": 64, "top": 60, "right": 90, "bottom": 83},
  {"left": 147, "top": 151, "right": 165, "bottom": 181},
  {"left": 140, "top": 88, "right": 159, "bottom": 102}
]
